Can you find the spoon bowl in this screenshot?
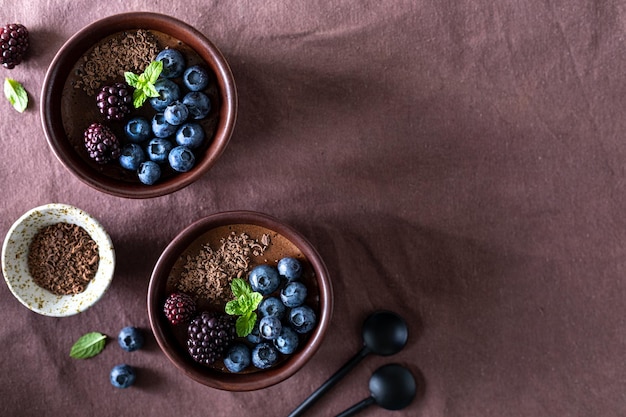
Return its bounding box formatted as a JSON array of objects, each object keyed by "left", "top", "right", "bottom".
[{"left": 335, "top": 364, "right": 417, "bottom": 417}]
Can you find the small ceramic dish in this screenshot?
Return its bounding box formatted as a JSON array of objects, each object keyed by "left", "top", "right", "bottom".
[
  {"left": 1, "top": 204, "right": 115, "bottom": 317},
  {"left": 41, "top": 12, "right": 237, "bottom": 198},
  {"left": 148, "top": 211, "right": 333, "bottom": 391}
]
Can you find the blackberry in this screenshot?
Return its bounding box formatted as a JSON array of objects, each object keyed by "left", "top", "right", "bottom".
[
  {"left": 187, "top": 312, "right": 236, "bottom": 365},
  {"left": 83, "top": 123, "right": 121, "bottom": 164},
  {"left": 0, "top": 23, "right": 29, "bottom": 69},
  {"left": 96, "top": 82, "right": 132, "bottom": 121},
  {"left": 163, "top": 292, "right": 196, "bottom": 325}
]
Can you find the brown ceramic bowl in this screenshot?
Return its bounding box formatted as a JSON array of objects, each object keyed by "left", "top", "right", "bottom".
[
  {"left": 41, "top": 12, "right": 237, "bottom": 198},
  {"left": 147, "top": 211, "right": 333, "bottom": 391}
]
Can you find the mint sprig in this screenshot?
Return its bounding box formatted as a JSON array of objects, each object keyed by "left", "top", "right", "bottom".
[
  {"left": 69, "top": 332, "right": 107, "bottom": 359},
  {"left": 4, "top": 78, "right": 28, "bottom": 113},
  {"left": 225, "top": 278, "right": 263, "bottom": 337},
  {"left": 124, "top": 60, "right": 163, "bottom": 108}
]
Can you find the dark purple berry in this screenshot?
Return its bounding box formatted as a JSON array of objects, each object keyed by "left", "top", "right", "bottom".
[
  {"left": 83, "top": 123, "right": 121, "bottom": 164},
  {"left": 0, "top": 23, "right": 29, "bottom": 69},
  {"left": 95, "top": 82, "right": 132, "bottom": 121}
]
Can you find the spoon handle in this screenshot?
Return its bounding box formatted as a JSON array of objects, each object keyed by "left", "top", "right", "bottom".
[
  {"left": 334, "top": 397, "right": 376, "bottom": 417},
  {"left": 286, "top": 346, "right": 370, "bottom": 417}
]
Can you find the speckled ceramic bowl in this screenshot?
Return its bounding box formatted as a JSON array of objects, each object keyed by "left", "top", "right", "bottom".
[{"left": 1, "top": 204, "right": 115, "bottom": 317}]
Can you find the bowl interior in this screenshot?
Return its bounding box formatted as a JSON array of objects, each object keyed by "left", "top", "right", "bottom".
[
  {"left": 41, "top": 12, "right": 237, "bottom": 198},
  {"left": 148, "top": 211, "right": 333, "bottom": 391},
  {"left": 1, "top": 204, "right": 115, "bottom": 317}
]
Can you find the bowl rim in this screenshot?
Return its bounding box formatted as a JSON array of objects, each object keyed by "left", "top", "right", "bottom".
[
  {"left": 40, "top": 12, "right": 238, "bottom": 198},
  {"left": 147, "top": 210, "right": 333, "bottom": 391},
  {"left": 1, "top": 203, "right": 115, "bottom": 317}
]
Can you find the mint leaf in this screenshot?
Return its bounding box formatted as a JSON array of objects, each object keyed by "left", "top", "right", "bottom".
[
  {"left": 4, "top": 78, "right": 28, "bottom": 113},
  {"left": 124, "top": 60, "right": 163, "bottom": 109},
  {"left": 70, "top": 332, "right": 107, "bottom": 359},
  {"left": 226, "top": 278, "right": 264, "bottom": 337},
  {"left": 225, "top": 298, "right": 244, "bottom": 315},
  {"left": 144, "top": 60, "right": 163, "bottom": 84},
  {"left": 236, "top": 311, "right": 257, "bottom": 337},
  {"left": 231, "top": 278, "right": 250, "bottom": 298}
]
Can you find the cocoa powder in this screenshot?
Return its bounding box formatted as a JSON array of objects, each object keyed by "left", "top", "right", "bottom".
[{"left": 27, "top": 222, "right": 99, "bottom": 295}]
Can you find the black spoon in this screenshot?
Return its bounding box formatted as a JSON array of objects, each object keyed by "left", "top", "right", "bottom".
[
  {"left": 335, "top": 364, "right": 416, "bottom": 417},
  {"left": 287, "top": 310, "right": 408, "bottom": 417}
]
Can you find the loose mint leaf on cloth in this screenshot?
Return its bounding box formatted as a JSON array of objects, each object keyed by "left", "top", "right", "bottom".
[
  {"left": 124, "top": 60, "right": 163, "bottom": 108},
  {"left": 69, "top": 332, "right": 107, "bottom": 359},
  {"left": 226, "top": 278, "right": 263, "bottom": 337},
  {"left": 4, "top": 78, "right": 28, "bottom": 112}
]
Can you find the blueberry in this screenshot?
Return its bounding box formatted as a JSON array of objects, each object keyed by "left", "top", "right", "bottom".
[
  {"left": 146, "top": 138, "right": 174, "bottom": 164},
  {"left": 280, "top": 281, "right": 308, "bottom": 308},
  {"left": 110, "top": 364, "right": 136, "bottom": 388},
  {"left": 150, "top": 78, "right": 180, "bottom": 111},
  {"left": 248, "top": 264, "right": 281, "bottom": 295},
  {"left": 224, "top": 343, "right": 251, "bottom": 373},
  {"left": 175, "top": 122, "right": 205, "bottom": 149},
  {"left": 258, "top": 296, "right": 286, "bottom": 319},
  {"left": 251, "top": 342, "right": 278, "bottom": 369},
  {"left": 289, "top": 305, "right": 317, "bottom": 334},
  {"left": 138, "top": 161, "right": 161, "bottom": 185},
  {"left": 182, "top": 65, "right": 210, "bottom": 91},
  {"left": 117, "top": 326, "right": 144, "bottom": 352},
  {"left": 274, "top": 326, "right": 299, "bottom": 355},
  {"left": 168, "top": 146, "right": 195, "bottom": 172},
  {"left": 119, "top": 144, "right": 145, "bottom": 171},
  {"left": 124, "top": 117, "right": 151, "bottom": 143},
  {"left": 259, "top": 315, "right": 282, "bottom": 340},
  {"left": 246, "top": 321, "right": 262, "bottom": 344},
  {"left": 182, "top": 91, "right": 211, "bottom": 120},
  {"left": 277, "top": 257, "right": 303, "bottom": 282},
  {"left": 151, "top": 113, "right": 177, "bottom": 138},
  {"left": 164, "top": 101, "right": 189, "bottom": 125},
  {"left": 156, "top": 48, "right": 186, "bottom": 79}
]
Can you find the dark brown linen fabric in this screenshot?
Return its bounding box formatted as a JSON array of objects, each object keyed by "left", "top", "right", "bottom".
[{"left": 1, "top": 1, "right": 625, "bottom": 416}]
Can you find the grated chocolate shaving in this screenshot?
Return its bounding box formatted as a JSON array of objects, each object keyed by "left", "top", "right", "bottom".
[
  {"left": 27, "top": 222, "right": 99, "bottom": 296},
  {"left": 177, "top": 232, "right": 271, "bottom": 305},
  {"left": 73, "top": 29, "right": 159, "bottom": 96}
]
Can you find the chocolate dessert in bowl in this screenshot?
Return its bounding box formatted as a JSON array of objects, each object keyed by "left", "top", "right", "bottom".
[
  {"left": 41, "top": 12, "right": 237, "bottom": 198},
  {"left": 1, "top": 204, "right": 115, "bottom": 317},
  {"left": 147, "top": 211, "right": 333, "bottom": 391}
]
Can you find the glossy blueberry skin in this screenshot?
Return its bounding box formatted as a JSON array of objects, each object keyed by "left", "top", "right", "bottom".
[
  {"left": 119, "top": 144, "right": 145, "bottom": 171},
  {"left": 151, "top": 113, "right": 177, "bottom": 138},
  {"left": 146, "top": 138, "right": 174, "bottom": 164},
  {"left": 246, "top": 321, "right": 262, "bottom": 344},
  {"left": 124, "top": 117, "right": 151, "bottom": 143},
  {"left": 182, "top": 91, "right": 211, "bottom": 120},
  {"left": 110, "top": 364, "right": 136, "bottom": 388},
  {"left": 224, "top": 343, "right": 251, "bottom": 373},
  {"left": 280, "top": 281, "right": 308, "bottom": 308},
  {"left": 164, "top": 101, "right": 189, "bottom": 126},
  {"left": 182, "top": 65, "right": 210, "bottom": 91},
  {"left": 277, "top": 257, "right": 303, "bottom": 282},
  {"left": 156, "top": 49, "right": 185, "bottom": 79},
  {"left": 117, "top": 326, "right": 144, "bottom": 352},
  {"left": 175, "top": 122, "right": 205, "bottom": 149},
  {"left": 289, "top": 305, "right": 317, "bottom": 334},
  {"left": 274, "top": 326, "right": 299, "bottom": 355},
  {"left": 168, "top": 146, "right": 195, "bottom": 172},
  {"left": 137, "top": 161, "right": 161, "bottom": 185},
  {"left": 150, "top": 78, "right": 180, "bottom": 111},
  {"left": 258, "top": 296, "right": 286, "bottom": 319},
  {"left": 251, "top": 342, "right": 278, "bottom": 369},
  {"left": 248, "top": 264, "right": 281, "bottom": 295},
  {"left": 259, "top": 315, "right": 282, "bottom": 340}
]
